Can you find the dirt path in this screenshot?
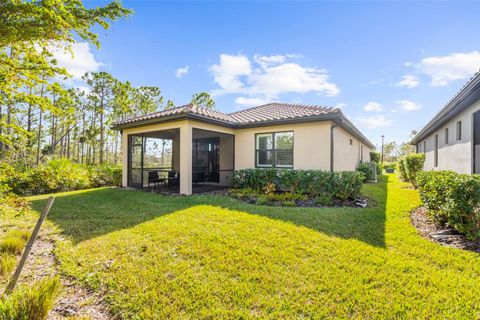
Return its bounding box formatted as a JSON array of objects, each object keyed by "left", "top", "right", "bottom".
[{"left": 17, "top": 232, "right": 113, "bottom": 319}]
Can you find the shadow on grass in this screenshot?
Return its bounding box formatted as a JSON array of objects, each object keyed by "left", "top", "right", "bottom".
[{"left": 30, "top": 176, "right": 388, "bottom": 247}]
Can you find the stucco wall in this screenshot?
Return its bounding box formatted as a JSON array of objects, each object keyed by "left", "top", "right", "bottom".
[
  {"left": 333, "top": 126, "right": 372, "bottom": 171},
  {"left": 234, "top": 121, "right": 332, "bottom": 170},
  {"left": 121, "top": 119, "right": 372, "bottom": 190},
  {"left": 417, "top": 98, "right": 480, "bottom": 174}
]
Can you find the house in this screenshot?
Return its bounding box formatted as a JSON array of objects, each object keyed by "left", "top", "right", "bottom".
[
  {"left": 112, "top": 103, "right": 374, "bottom": 195},
  {"left": 411, "top": 71, "right": 480, "bottom": 174}
]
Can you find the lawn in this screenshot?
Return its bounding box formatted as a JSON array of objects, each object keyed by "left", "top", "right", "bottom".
[{"left": 29, "top": 175, "right": 480, "bottom": 319}]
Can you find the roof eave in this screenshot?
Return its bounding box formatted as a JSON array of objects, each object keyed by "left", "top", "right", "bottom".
[
  {"left": 111, "top": 111, "right": 375, "bottom": 149},
  {"left": 111, "top": 113, "right": 237, "bottom": 130},
  {"left": 411, "top": 73, "right": 480, "bottom": 144}
]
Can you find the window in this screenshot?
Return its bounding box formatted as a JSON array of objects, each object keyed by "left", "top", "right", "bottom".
[
  {"left": 360, "top": 145, "right": 364, "bottom": 162},
  {"left": 349, "top": 139, "right": 353, "bottom": 145},
  {"left": 434, "top": 134, "right": 438, "bottom": 167},
  {"left": 256, "top": 131, "right": 293, "bottom": 168},
  {"left": 456, "top": 121, "right": 462, "bottom": 141},
  {"left": 423, "top": 141, "right": 426, "bottom": 154},
  {"left": 445, "top": 128, "right": 449, "bottom": 144}
]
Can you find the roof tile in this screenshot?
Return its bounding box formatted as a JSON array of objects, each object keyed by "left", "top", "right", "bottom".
[{"left": 113, "top": 102, "right": 340, "bottom": 126}]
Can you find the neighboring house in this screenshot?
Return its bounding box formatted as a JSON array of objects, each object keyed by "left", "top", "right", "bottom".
[
  {"left": 112, "top": 103, "right": 374, "bottom": 195},
  {"left": 411, "top": 71, "right": 480, "bottom": 174}
]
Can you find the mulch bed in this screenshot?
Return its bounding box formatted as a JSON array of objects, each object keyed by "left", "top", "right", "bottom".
[
  {"left": 228, "top": 192, "right": 369, "bottom": 208},
  {"left": 410, "top": 207, "right": 480, "bottom": 253}
]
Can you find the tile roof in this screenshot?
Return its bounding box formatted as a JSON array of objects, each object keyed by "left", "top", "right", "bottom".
[
  {"left": 113, "top": 103, "right": 340, "bottom": 127},
  {"left": 112, "top": 102, "right": 374, "bottom": 148},
  {"left": 230, "top": 103, "right": 340, "bottom": 124}
]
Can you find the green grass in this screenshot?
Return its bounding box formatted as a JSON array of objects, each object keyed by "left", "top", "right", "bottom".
[
  {"left": 28, "top": 175, "right": 480, "bottom": 319},
  {"left": 0, "top": 277, "right": 61, "bottom": 320}
]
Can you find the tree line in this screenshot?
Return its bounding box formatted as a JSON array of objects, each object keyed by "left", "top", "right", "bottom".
[{"left": 0, "top": 0, "right": 215, "bottom": 170}]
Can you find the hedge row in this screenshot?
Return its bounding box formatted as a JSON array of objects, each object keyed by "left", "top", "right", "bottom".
[
  {"left": 357, "top": 162, "right": 377, "bottom": 181},
  {"left": 416, "top": 171, "right": 480, "bottom": 239},
  {"left": 397, "top": 153, "right": 425, "bottom": 187},
  {"left": 0, "top": 159, "right": 122, "bottom": 196},
  {"left": 233, "top": 169, "right": 364, "bottom": 200}
]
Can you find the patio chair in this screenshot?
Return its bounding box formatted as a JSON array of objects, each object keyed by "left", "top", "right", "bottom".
[
  {"left": 148, "top": 171, "right": 164, "bottom": 189},
  {"left": 167, "top": 171, "right": 179, "bottom": 191}
]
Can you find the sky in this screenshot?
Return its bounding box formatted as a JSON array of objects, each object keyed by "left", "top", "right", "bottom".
[{"left": 58, "top": 1, "right": 480, "bottom": 148}]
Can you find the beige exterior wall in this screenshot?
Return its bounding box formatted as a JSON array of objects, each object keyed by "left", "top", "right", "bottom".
[
  {"left": 333, "top": 126, "right": 372, "bottom": 171},
  {"left": 416, "top": 98, "right": 480, "bottom": 174},
  {"left": 234, "top": 121, "right": 332, "bottom": 170},
  {"left": 121, "top": 118, "right": 372, "bottom": 193}
]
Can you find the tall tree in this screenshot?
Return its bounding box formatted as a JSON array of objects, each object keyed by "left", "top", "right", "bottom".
[
  {"left": 191, "top": 92, "right": 215, "bottom": 109},
  {"left": 83, "top": 72, "right": 116, "bottom": 164},
  {"left": 0, "top": 0, "right": 130, "bottom": 162}
]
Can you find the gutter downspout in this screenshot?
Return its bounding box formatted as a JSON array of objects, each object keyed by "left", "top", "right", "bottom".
[{"left": 330, "top": 121, "right": 341, "bottom": 172}]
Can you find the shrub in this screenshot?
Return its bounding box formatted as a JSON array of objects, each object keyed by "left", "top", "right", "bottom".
[
  {"left": 403, "top": 154, "right": 425, "bottom": 186},
  {"left": 0, "top": 276, "right": 62, "bottom": 320},
  {"left": 416, "top": 171, "right": 480, "bottom": 239},
  {"left": 233, "top": 169, "right": 364, "bottom": 201},
  {"left": 89, "top": 164, "right": 122, "bottom": 187},
  {"left": 281, "top": 200, "right": 296, "bottom": 207},
  {"left": 397, "top": 159, "right": 407, "bottom": 181},
  {"left": 357, "top": 162, "right": 375, "bottom": 182},
  {"left": 256, "top": 195, "right": 269, "bottom": 205},
  {"left": 0, "top": 159, "right": 122, "bottom": 196},
  {"left": 397, "top": 154, "right": 425, "bottom": 185},
  {"left": 315, "top": 193, "right": 333, "bottom": 206},
  {"left": 266, "top": 192, "right": 307, "bottom": 202},
  {"left": 233, "top": 168, "right": 278, "bottom": 190}
]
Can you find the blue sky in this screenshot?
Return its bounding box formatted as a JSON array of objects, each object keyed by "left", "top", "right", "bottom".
[{"left": 63, "top": 1, "right": 480, "bottom": 147}]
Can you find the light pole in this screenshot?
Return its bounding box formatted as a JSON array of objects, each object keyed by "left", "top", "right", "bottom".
[{"left": 381, "top": 135, "right": 385, "bottom": 164}]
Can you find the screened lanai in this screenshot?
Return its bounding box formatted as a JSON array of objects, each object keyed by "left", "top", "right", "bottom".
[{"left": 127, "top": 127, "right": 234, "bottom": 193}]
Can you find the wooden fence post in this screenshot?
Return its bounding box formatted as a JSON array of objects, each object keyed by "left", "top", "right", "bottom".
[{"left": 3, "top": 196, "right": 55, "bottom": 295}]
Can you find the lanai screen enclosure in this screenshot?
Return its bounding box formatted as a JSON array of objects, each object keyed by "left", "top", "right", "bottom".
[{"left": 127, "top": 128, "right": 234, "bottom": 193}]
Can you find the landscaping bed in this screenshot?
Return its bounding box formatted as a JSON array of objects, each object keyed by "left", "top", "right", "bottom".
[
  {"left": 411, "top": 206, "right": 480, "bottom": 253},
  {"left": 231, "top": 169, "right": 367, "bottom": 208},
  {"left": 228, "top": 188, "right": 368, "bottom": 208}
]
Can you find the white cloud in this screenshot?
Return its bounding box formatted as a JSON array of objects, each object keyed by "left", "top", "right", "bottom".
[
  {"left": 356, "top": 115, "right": 392, "bottom": 129},
  {"left": 210, "top": 53, "right": 339, "bottom": 102},
  {"left": 175, "top": 65, "right": 189, "bottom": 78},
  {"left": 363, "top": 101, "right": 383, "bottom": 112},
  {"left": 253, "top": 54, "right": 287, "bottom": 68},
  {"left": 249, "top": 62, "right": 340, "bottom": 97},
  {"left": 334, "top": 103, "right": 347, "bottom": 109},
  {"left": 417, "top": 51, "right": 480, "bottom": 86},
  {"left": 210, "top": 54, "right": 252, "bottom": 94},
  {"left": 396, "top": 75, "right": 419, "bottom": 88},
  {"left": 50, "top": 42, "right": 102, "bottom": 80},
  {"left": 235, "top": 96, "right": 273, "bottom": 107},
  {"left": 396, "top": 99, "right": 422, "bottom": 111}
]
